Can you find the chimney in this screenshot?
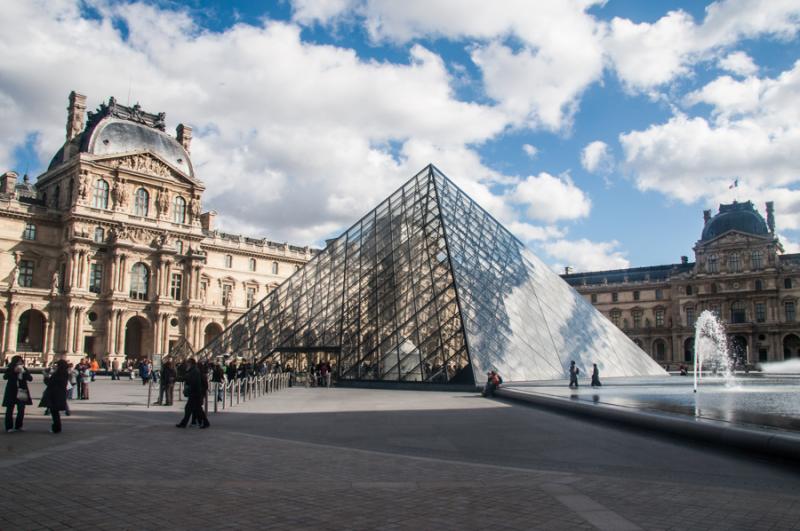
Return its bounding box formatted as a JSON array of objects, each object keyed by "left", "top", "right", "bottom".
[
  {"left": 766, "top": 201, "right": 775, "bottom": 233},
  {"left": 703, "top": 209, "right": 712, "bottom": 224},
  {"left": 564, "top": 266, "right": 573, "bottom": 275},
  {"left": 176, "top": 124, "right": 192, "bottom": 154},
  {"left": 681, "top": 256, "right": 688, "bottom": 264},
  {"left": 66, "top": 91, "right": 87, "bottom": 142},
  {"left": 200, "top": 210, "right": 216, "bottom": 231},
  {"left": 0, "top": 171, "right": 18, "bottom": 195}
]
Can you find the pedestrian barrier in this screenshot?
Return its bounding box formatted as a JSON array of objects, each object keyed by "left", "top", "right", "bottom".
[{"left": 146, "top": 372, "right": 292, "bottom": 412}]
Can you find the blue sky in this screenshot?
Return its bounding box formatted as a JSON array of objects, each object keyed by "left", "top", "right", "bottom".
[{"left": 2, "top": 0, "right": 800, "bottom": 271}]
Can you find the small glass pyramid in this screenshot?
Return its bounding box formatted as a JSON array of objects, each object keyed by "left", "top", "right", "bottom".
[{"left": 198, "top": 165, "right": 665, "bottom": 384}]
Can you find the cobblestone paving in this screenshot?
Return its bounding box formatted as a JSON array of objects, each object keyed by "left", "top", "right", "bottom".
[{"left": 1, "top": 379, "right": 798, "bottom": 530}]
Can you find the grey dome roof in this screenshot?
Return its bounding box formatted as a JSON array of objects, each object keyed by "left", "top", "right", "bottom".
[
  {"left": 85, "top": 118, "right": 193, "bottom": 177},
  {"left": 701, "top": 201, "right": 769, "bottom": 241}
]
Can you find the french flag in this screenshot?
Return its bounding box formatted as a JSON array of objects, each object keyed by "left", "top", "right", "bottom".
[{"left": 729, "top": 179, "right": 738, "bottom": 189}]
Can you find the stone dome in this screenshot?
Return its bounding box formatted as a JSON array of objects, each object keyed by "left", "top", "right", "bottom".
[
  {"left": 84, "top": 118, "right": 193, "bottom": 177},
  {"left": 701, "top": 201, "right": 770, "bottom": 241},
  {"left": 47, "top": 97, "right": 194, "bottom": 179}
]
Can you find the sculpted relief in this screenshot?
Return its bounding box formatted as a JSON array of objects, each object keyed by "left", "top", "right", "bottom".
[{"left": 111, "top": 154, "right": 173, "bottom": 179}]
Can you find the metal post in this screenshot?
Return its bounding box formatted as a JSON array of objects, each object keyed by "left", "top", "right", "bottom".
[
  {"left": 146, "top": 377, "right": 152, "bottom": 408},
  {"left": 214, "top": 382, "right": 218, "bottom": 413}
]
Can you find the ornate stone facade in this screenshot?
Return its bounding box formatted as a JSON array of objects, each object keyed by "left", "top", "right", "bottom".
[
  {"left": 0, "top": 92, "right": 314, "bottom": 365},
  {"left": 562, "top": 201, "right": 800, "bottom": 367}
]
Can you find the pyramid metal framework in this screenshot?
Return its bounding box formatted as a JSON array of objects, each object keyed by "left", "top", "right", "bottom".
[{"left": 196, "top": 165, "right": 665, "bottom": 384}]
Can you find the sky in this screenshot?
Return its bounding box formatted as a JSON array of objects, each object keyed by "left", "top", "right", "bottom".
[{"left": 2, "top": 0, "right": 800, "bottom": 272}]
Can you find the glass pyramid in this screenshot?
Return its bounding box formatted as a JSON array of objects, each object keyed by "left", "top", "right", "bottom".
[{"left": 197, "top": 165, "right": 665, "bottom": 384}]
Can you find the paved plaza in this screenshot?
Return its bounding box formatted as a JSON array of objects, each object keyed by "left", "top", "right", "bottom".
[{"left": 1, "top": 378, "right": 799, "bottom": 530}]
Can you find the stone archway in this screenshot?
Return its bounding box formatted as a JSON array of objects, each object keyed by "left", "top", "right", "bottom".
[
  {"left": 684, "top": 337, "right": 694, "bottom": 362},
  {"left": 730, "top": 335, "right": 748, "bottom": 364},
  {"left": 783, "top": 334, "right": 800, "bottom": 359},
  {"left": 203, "top": 322, "right": 223, "bottom": 347},
  {"left": 124, "top": 316, "right": 151, "bottom": 360},
  {"left": 17, "top": 309, "right": 46, "bottom": 353},
  {"left": 652, "top": 338, "right": 667, "bottom": 361}
]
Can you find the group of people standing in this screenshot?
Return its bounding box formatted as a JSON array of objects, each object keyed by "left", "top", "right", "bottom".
[{"left": 3, "top": 356, "right": 70, "bottom": 434}]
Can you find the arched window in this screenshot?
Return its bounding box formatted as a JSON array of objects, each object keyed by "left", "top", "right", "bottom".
[
  {"left": 173, "top": 196, "right": 186, "bottom": 224},
  {"left": 129, "top": 263, "right": 149, "bottom": 300},
  {"left": 94, "top": 227, "right": 105, "bottom": 244},
  {"left": 225, "top": 255, "right": 233, "bottom": 268},
  {"left": 249, "top": 258, "right": 256, "bottom": 272},
  {"left": 707, "top": 254, "right": 718, "bottom": 273},
  {"left": 93, "top": 179, "right": 109, "bottom": 209},
  {"left": 751, "top": 250, "right": 763, "bottom": 270},
  {"left": 728, "top": 253, "right": 741, "bottom": 273},
  {"left": 134, "top": 188, "right": 149, "bottom": 217},
  {"left": 730, "top": 301, "right": 746, "bottom": 323},
  {"left": 271, "top": 261, "right": 278, "bottom": 274}
]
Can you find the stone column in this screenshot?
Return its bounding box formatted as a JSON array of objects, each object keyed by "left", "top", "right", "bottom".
[
  {"left": 67, "top": 251, "right": 77, "bottom": 291},
  {"left": 3, "top": 302, "right": 18, "bottom": 356},
  {"left": 118, "top": 255, "right": 127, "bottom": 292},
  {"left": 116, "top": 311, "right": 124, "bottom": 356},
  {"left": 73, "top": 307, "right": 85, "bottom": 355},
  {"left": 63, "top": 305, "right": 74, "bottom": 355},
  {"left": 44, "top": 312, "right": 55, "bottom": 357},
  {"left": 107, "top": 311, "right": 116, "bottom": 357}
]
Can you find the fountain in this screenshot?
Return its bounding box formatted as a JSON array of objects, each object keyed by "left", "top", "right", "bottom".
[{"left": 693, "top": 310, "right": 735, "bottom": 392}]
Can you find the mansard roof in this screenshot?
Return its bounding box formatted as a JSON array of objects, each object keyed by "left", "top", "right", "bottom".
[{"left": 701, "top": 201, "right": 770, "bottom": 242}]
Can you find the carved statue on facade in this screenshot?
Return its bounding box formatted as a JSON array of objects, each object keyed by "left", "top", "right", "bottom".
[
  {"left": 156, "top": 189, "right": 170, "bottom": 216},
  {"left": 78, "top": 171, "right": 89, "bottom": 201},
  {"left": 50, "top": 271, "right": 59, "bottom": 294},
  {"left": 189, "top": 196, "right": 200, "bottom": 221}
]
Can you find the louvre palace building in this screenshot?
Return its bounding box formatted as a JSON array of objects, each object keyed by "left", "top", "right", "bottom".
[
  {"left": 562, "top": 201, "right": 800, "bottom": 367},
  {"left": 0, "top": 92, "right": 313, "bottom": 365}
]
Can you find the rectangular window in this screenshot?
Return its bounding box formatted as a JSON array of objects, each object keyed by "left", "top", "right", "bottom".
[
  {"left": 655, "top": 288, "right": 663, "bottom": 300},
  {"left": 610, "top": 311, "right": 621, "bottom": 327},
  {"left": 22, "top": 223, "right": 36, "bottom": 241},
  {"left": 246, "top": 287, "right": 256, "bottom": 308},
  {"left": 633, "top": 311, "right": 642, "bottom": 329},
  {"left": 686, "top": 307, "right": 695, "bottom": 326},
  {"left": 611, "top": 292, "right": 618, "bottom": 303},
  {"left": 18, "top": 260, "right": 34, "bottom": 287},
  {"left": 751, "top": 251, "right": 763, "bottom": 270},
  {"left": 272, "top": 262, "right": 279, "bottom": 274},
  {"left": 708, "top": 255, "right": 718, "bottom": 273},
  {"left": 590, "top": 293, "right": 597, "bottom": 303},
  {"left": 249, "top": 258, "right": 256, "bottom": 272},
  {"left": 170, "top": 273, "right": 182, "bottom": 300},
  {"left": 225, "top": 255, "right": 233, "bottom": 268},
  {"left": 786, "top": 301, "right": 796, "bottom": 322},
  {"left": 633, "top": 290, "right": 640, "bottom": 301},
  {"left": 222, "top": 284, "right": 232, "bottom": 305},
  {"left": 655, "top": 309, "right": 664, "bottom": 327},
  {"left": 89, "top": 262, "right": 103, "bottom": 293},
  {"left": 755, "top": 303, "right": 766, "bottom": 323},
  {"left": 728, "top": 254, "right": 741, "bottom": 273}
]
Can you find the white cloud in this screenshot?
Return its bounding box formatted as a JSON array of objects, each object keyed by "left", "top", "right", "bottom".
[
  {"left": 512, "top": 172, "right": 591, "bottom": 222},
  {"left": 718, "top": 51, "right": 758, "bottom": 76},
  {"left": 0, "top": 0, "right": 520, "bottom": 245},
  {"left": 293, "top": 0, "right": 607, "bottom": 131},
  {"left": 544, "top": 238, "right": 630, "bottom": 272},
  {"left": 620, "top": 60, "right": 800, "bottom": 229},
  {"left": 580, "top": 140, "right": 613, "bottom": 174},
  {"left": 778, "top": 234, "right": 800, "bottom": 253},
  {"left": 604, "top": 0, "right": 800, "bottom": 91},
  {"left": 522, "top": 143, "right": 538, "bottom": 158},
  {"left": 507, "top": 221, "right": 564, "bottom": 243}
]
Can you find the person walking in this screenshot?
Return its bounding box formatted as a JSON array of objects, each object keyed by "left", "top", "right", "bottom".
[
  {"left": 74, "top": 359, "right": 85, "bottom": 400},
  {"left": 111, "top": 359, "right": 120, "bottom": 381},
  {"left": 80, "top": 361, "right": 91, "bottom": 400},
  {"left": 175, "top": 359, "right": 209, "bottom": 429},
  {"left": 3, "top": 356, "right": 33, "bottom": 432},
  {"left": 211, "top": 362, "right": 224, "bottom": 402},
  {"left": 591, "top": 363, "right": 602, "bottom": 387},
  {"left": 140, "top": 359, "right": 151, "bottom": 386},
  {"left": 90, "top": 358, "right": 99, "bottom": 382},
  {"left": 568, "top": 361, "right": 580, "bottom": 389},
  {"left": 41, "top": 360, "right": 69, "bottom": 433},
  {"left": 162, "top": 360, "right": 176, "bottom": 406}
]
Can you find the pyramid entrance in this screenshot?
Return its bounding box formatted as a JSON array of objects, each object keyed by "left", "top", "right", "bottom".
[{"left": 195, "top": 165, "right": 664, "bottom": 385}]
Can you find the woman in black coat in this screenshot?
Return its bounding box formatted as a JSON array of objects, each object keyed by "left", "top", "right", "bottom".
[
  {"left": 4, "top": 355, "right": 33, "bottom": 432},
  {"left": 41, "top": 360, "right": 69, "bottom": 433}
]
